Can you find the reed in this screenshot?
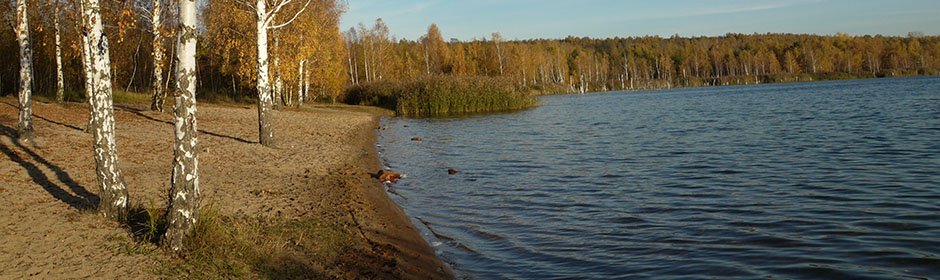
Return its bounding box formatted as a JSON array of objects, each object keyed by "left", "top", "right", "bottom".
[{"left": 344, "top": 76, "right": 540, "bottom": 117}]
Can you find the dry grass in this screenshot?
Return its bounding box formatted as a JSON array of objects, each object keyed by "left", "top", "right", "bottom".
[{"left": 157, "top": 206, "right": 353, "bottom": 279}]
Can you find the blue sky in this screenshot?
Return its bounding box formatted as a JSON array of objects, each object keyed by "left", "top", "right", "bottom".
[{"left": 342, "top": 0, "right": 940, "bottom": 41}]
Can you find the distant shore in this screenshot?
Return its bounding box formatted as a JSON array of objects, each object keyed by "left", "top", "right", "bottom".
[{"left": 0, "top": 95, "right": 451, "bottom": 279}]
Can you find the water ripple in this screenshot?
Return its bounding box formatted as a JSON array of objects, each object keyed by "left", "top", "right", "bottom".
[{"left": 378, "top": 77, "right": 940, "bottom": 279}]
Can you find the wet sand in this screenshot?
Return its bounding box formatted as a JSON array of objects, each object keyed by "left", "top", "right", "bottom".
[{"left": 0, "top": 97, "right": 451, "bottom": 279}]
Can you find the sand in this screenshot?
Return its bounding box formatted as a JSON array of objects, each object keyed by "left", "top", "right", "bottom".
[{"left": 0, "top": 97, "right": 451, "bottom": 279}]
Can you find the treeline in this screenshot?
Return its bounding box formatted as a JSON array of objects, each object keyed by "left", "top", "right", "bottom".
[
  {"left": 3, "top": 1, "right": 939, "bottom": 103},
  {"left": 346, "top": 21, "right": 940, "bottom": 94}
]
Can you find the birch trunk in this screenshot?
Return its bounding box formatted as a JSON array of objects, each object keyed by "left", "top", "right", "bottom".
[
  {"left": 255, "top": 0, "right": 275, "bottom": 147},
  {"left": 273, "top": 35, "right": 284, "bottom": 108},
  {"left": 362, "top": 44, "right": 370, "bottom": 82},
  {"left": 85, "top": 0, "right": 129, "bottom": 219},
  {"left": 302, "top": 70, "right": 309, "bottom": 105},
  {"left": 80, "top": 0, "right": 95, "bottom": 133},
  {"left": 54, "top": 4, "right": 65, "bottom": 103},
  {"left": 165, "top": 0, "right": 200, "bottom": 252},
  {"left": 297, "top": 59, "right": 304, "bottom": 106},
  {"left": 16, "top": 0, "right": 34, "bottom": 142},
  {"left": 346, "top": 42, "right": 355, "bottom": 84},
  {"left": 150, "top": 0, "right": 167, "bottom": 112},
  {"left": 424, "top": 45, "right": 430, "bottom": 75}
]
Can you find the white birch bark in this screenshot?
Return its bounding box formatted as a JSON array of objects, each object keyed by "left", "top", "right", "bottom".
[
  {"left": 248, "top": 0, "right": 310, "bottom": 147},
  {"left": 273, "top": 34, "right": 284, "bottom": 108},
  {"left": 302, "top": 69, "right": 309, "bottom": 105},
  {"left": 424, "top": 44, "right": 430, "bottom": 75},
  {"left": 84, "top": 0, "right": 129, "bottom": 219},
  {"left": 79, "top": 0, "right": 95, "bottom": 133},
  {"left": 165, "top": 0, "right": 200, "bottom": 252},
  {"left": 150, "top": 0, "right": 167, "bottom": 112},
  {"left": 346, "top": 39, "right": 356, "bottom": 85},
  {"left": 493, "top": 33, "right": 504, "bottom": 76},
  {"left": 297, "top": 59, "right": 304, "bottom": 106},
  {"left": 54, "top": 3, "right": 65, "bottom": 103},
  {"left": 16, "top": 0, "right": 34, "bottom": 142},
  {"left": 255, "top": 0, "right": 276, "bottom": 147}
]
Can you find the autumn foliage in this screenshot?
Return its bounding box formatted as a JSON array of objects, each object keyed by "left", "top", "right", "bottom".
[
  {"left": 0, "top": 2, "right": 938, "bottom": 105},
  {"left": 344, "top": 23, "right": 940, "bottom": 95}
]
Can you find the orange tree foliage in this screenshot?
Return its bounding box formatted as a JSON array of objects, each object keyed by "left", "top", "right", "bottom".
[
  {"left": 1, "top": 3, "right": 939, "bottom": 99},
  {"left": 200, "top": 0, "right": 347, "bottom": 101},
  {"left": 344, "top": 27, "right": 940, "bottom": 94}
]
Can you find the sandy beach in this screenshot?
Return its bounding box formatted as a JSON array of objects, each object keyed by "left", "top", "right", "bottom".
[{"left": 0, "top": 97, "right": 451, "bottom": 279}]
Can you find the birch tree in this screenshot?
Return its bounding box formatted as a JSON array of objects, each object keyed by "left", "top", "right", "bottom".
[
  {"left": 83, "top": 0, "right": 129, "bottom": 219},
  {"left": 79, "top": 0, "right": 95, "bottom": 133},
  {"left": 492, "top": 32, "right": 504, "bottom": 76},
  {"left": 165, "top": 0, "right": 199, "bottom": 252},
  {"left": 54, "top": 1, "right": 65, "bottom": 103},
  {"left": 149, "top": 0, "right": 167, "bottom": 112},
  {"left": 344, "top": 27, "right": 358, "bottom": 85},
  {"left": 240, "top": 0, "right": 311, "bottom": 147},
  {"left": 15, "top": 0, "right": 33, "bottom": 142},
  {"left": 296, "top": 59, "right": 304, "bottom": 106}
]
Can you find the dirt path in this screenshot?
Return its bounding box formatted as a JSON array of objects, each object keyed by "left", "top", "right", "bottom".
[{"left": 0, "top": 98, "right": 450, "bottom": 279}]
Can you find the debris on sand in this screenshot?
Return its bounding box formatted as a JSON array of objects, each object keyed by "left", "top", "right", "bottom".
[{"left": 376, "top": 170, "right": 402, "bottom": 183}]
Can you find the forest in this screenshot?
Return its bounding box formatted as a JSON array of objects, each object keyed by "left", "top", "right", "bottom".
[
  {"left": 348, "top": 22, "right": 940, "bottom": 94},
  {"left": 1, "top": 1, "right": 939, "bottom": 105}
]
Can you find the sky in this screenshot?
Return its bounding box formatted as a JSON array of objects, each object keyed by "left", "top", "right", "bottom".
[{"left": 341, "top": 0, "right": 940, "bottom": 41}]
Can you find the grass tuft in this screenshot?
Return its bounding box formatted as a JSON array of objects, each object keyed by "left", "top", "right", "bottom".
[{"left": 162, "top": 205, "right": 354, "bottom": 278}]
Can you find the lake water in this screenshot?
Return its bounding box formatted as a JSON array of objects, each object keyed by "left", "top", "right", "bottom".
[{"left": 377, "top": 77, "right": 940, "bottom": 279}]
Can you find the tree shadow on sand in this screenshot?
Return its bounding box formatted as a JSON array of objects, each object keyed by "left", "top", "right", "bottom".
[
  {"left": 0, "top": 124, "right": 99, "bottom": 210},
  {"left": 114, "top": 105, "right": 256, "bottom": 144},
  {"left": 0, "top": 100, "right": 86, "bottom": 132}
]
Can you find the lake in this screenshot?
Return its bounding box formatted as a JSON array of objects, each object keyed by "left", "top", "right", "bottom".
[{"left": 377, "top": 77, "right": 940, "bottom": 279}]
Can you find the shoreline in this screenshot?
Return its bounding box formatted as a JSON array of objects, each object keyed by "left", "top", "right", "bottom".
[
  {"left": 0, "top": 97, "right": 451, "bottom": 279},
  {"left": 345, "top": 109, "right": 454, "bottom": 279}
]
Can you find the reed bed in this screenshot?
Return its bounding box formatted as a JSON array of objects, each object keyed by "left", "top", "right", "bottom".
[{"left": 344, "top": 76, "right": 540, "bottom": 117}]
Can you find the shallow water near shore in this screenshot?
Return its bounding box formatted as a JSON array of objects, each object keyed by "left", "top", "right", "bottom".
[{"left": 377, "top": 76, "right": 940, "bottom": 279}]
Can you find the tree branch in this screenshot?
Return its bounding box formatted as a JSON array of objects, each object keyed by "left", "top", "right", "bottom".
[
  {"left": 234, "top": 0, "right": 257, "bottom": 13},
  {"left": 267, "top": 0, "right": 310, "bottom": 30}
]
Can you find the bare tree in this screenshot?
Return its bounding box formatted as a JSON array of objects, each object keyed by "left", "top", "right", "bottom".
[
  {"left": 165, "top": 0, "right": 200, "bottom": 252},
  {"left": 83, "top": 0, "right": 129, "bottom": 219},
  {"left": 15, "top": 0, "right": 33, "bottom": 142}
]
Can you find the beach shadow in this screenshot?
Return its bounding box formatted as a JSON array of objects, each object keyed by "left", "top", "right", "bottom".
[
  {"left": 115, "top": 105, "right": 255, "bottom": 144},
  {"left": 1, "top": 100, "right": 85, "bottom": 132},
  {"left": 33, "top": 113, "right": 85, "bottom": 132},
  {"left": 0, "top": 124, "right": 99, "bottom": 210}
]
